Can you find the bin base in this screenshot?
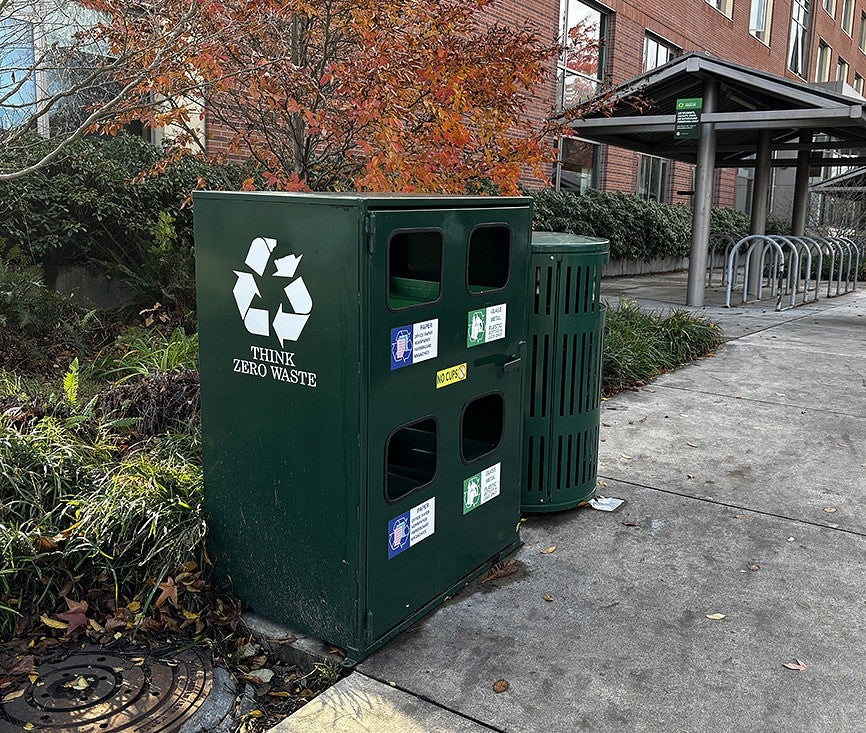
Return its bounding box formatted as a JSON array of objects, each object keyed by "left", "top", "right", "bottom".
[{"left": 521, "top": 488, "right": 595, "bottom": 514}]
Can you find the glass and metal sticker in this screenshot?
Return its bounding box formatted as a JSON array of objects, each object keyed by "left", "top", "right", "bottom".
[
  {"left": 390, "top": 318, "right": 439, "bottom": 370},
  {"left": 435, "top": 362, "right": 467, "bottom": 389},
  {"left": 388, "top": 497, "right": 436, "bottom": 559},
  {"left": 462, "top": 463, "right": 501, "bottom": 515},
  {"left": 466, "top": 304, "right": 506, "bottom": 347}
]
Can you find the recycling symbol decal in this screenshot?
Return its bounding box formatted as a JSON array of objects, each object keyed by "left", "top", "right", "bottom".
[{"left": 232, "top": 237, "right": 312, "bottom": 347}]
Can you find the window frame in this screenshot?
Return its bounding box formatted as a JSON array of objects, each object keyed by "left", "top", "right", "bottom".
[
  {"left": 842, "top": 0, "right": 855, "bottom": 35},
  {"left": 822, "top": 0, "right": 836, "bottom": 17},
  {"left": 635, "top": 154, "right": 670, "bottom": 203},
  {"left": 706, "top": 0, "right": 734, "bottom": 19},
  {"left": 854, "top": 73, "right": 864, "bottom": 94},
  {"left": 788, "top": 0, "right": 811, "bottom": 77},
  {"left": 557, "top": 0, "right": 610, "bottom": 111},
  {"left": 643, "top": 31, "right": 680, "bottom": 72},
  {"left": 750, "top": 0, "right": 774, "bottom": 44},
  {"left": 836, "top": 56, "right": 849, "bottom": 83},
  {"left": 815, "top": 40, "right": 832, "bottom": 82}
]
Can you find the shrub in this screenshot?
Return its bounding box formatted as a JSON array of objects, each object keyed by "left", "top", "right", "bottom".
[
  {"left": 603, "top": 299, "right": 724, "bottom": 395},
  {"left": 532, "top": 189, "right": 790, "bottom": 260},
  {"left": 0, "top": 133, "right": 251, "bottom": 314}
]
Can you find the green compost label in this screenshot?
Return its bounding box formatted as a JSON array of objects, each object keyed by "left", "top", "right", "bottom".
[
  {"left": 467, "top": 304, "right": 507, "bottom": 347},
  {"left": 462, "top": 463, "right": 502, "bottom": 514},
  {"left": 675, "top": 97, "right": 703, "bottom": 140}
]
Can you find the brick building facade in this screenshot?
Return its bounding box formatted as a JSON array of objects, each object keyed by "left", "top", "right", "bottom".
[
  {"left": 201, "top": 0, "right": 866, "bottom": 210},
  {"left": 548, "top": 0, "right": 866, "bottom": 212}
]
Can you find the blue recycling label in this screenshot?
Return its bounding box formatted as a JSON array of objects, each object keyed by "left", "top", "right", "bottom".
[
  {"left": 388, "top": 512, "right": 411, "bottom": 558},
  {"left": 390, "top": 319, "right": 438, "bottom": 370}
]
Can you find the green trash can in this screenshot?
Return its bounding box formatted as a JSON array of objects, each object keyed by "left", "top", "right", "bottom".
[
  {"left": 194, "top": 191, "right": 532, "bottom": 662},
  {"left": 522, "top": 232, "right": 609, "bottom": 513}
]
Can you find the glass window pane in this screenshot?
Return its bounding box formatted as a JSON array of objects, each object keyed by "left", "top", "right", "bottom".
[{"left": 0, "top": 18, "right": 37, "bottom": 129}]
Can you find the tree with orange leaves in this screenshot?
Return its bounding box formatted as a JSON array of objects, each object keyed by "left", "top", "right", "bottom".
[{"left": 89, "top": 0, "right": 558, "bottom": 193}]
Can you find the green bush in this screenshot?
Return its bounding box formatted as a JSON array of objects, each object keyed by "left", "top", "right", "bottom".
[
  {"left": 532, "top": 189, "right": 790, "bottom": 260},
  {"left": 0, "top": 133, "right": 251, "bottom": 314},
  {"left": 603, "top": 299, "right": 723, "bottom": 394}
]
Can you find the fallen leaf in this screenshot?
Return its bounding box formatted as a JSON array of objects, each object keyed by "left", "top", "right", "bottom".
[
  {"left": 481, "top": 559, "right": 519, "bottom": 584},
  {"left": 540, "top": 546, "right": 556, "bottom": 555},
  {"left": 620, "top": 453, "right": 632, "bottom": 460},
  {"left": 127, "top": 601, "right": 141, "bottom": 613},
  {"left": 155, "top": 577, "right": 178, "bottom": 609},
  {"left": 824, "top": 507, "right": 837, "bottom": 513},
  {"left": 40, "top": 615, "right": 67, "bottom": 631},
  {"left": 597, "top": 480, "right": 607, "bottom": 487},
  {"left": 62, "top": 675, "right": 92, "bottom": 691},
  {"left": 267, "top": 690, "right": 293, "bottom": 698},
  {"left": 601, "top": 422, "right": 612, "bottom": 427},
  {"left": 705, "top": 613, "right": 727, "bottom": 621},
  {"left": 244, "top": 669, "right": 274, "bottom": 684},
  {"left": 621, "top": 521, "right": 639, "bottom": 527},
  {"left": 734, "top": 514, "right": 748, "bottom": 520},
  {"left": 2, "top": 690, "right": 24, "bottom": 702},
  {"left": 23, "top": 724, "right": 35, "bottom": 731},
  {"left": 786, "top": 537, "right": 795, "bottom": 542},
  {"left": 686, "top": 474, "right": 695, "bottom": 479},
  {"left": 706, "top": 353, "right": 716, "bottom": 357},
  {"left": 493, "top": 679, "right": 509, "bottom": 693},
  {"left": 56, "top": 597, "right": 89, "bottom": 634},
  {"left": 543, "top": 594, "right": 553, "bottom": 602},
  {"left": 748, "top": 563, "right": 760, "bottom": 571},
  {"left": 686, "top": 442, "right": 698, "bottom": 448},
  {"left": 782, "top": 660, "right": 807, "bottom": 671}
]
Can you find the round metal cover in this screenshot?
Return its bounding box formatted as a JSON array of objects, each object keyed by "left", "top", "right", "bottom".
[{"left": 0, "top": 644, "right": 212, "bottom": 732}]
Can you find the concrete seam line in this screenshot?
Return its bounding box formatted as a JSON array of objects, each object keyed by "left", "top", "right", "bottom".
[
  {"left": 597, "top": 475, "right": 866, "bottom": 540},
  {"left": 649, "top": 384, "right": 866, "bottom": 420},
  {"left": 356, "top": 672, "right": 508, "bottom": 733}
]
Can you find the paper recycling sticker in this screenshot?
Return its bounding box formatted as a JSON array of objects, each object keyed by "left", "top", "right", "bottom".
[
  {"left": 462, "top": 463, "right": 501, "bottom": 514},
  {"left": 232, "top": 237, "right": 312, "bottom": 346},
  {"left": 391, "top": 318, "right": 439, "bottom": 370},
  {"left": 467, "top": 304, "right": 506, "bottom": 347},
  {"left": 388, "top": 497, "right": 436, "bottom": 559}
]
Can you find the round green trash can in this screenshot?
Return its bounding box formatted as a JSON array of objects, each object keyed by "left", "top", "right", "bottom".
[{"left": 522, "top": 232, "right": 609, "bottom": 513}]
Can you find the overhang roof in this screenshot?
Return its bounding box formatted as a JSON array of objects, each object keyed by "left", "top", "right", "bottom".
[
  {"left": 810, "top": 165, "right": 866, "bottom": 195},
  {"left": 564, "top": 53, "right": 866, "bottom": 168}
]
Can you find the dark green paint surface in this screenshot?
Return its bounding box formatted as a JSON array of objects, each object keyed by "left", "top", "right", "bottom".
[{"left": 194, "top": 192, "right": 531, "bottom": 660}]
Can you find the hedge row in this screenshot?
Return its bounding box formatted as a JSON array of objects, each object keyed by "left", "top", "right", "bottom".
[
  {"left": 0, "top": 134, "right": 252, "bottom": 314},
  {"left": 531, "top": 189, "right": 790, "bottom": 261}
]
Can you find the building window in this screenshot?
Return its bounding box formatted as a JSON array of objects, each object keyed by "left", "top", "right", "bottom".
[
  {"left": 860, "top": 12, "right": 866, "bottom": 52},
  {"left": 750, "top": 0, "right": 774, "bottom": 44},
  {"left": 636, "top": 155, "right": 669, "bottom": 202},
  {"left": 816, "top": 40, "right": 832, "bottom": 81},
  {"left": 557, "top": 0, "right": 608, "bottom": 110},
  {"left": 854, "top": 73, "right": 864, "bottom": 94},
  {"left": 837, "top": 57, "right": 849, "bottom": 83},
  {"left": 842, "top": 0, "right": 855, "bottom": 34},
  {"left": 0, "top": 18, "right": 37, "bottom": 130},
  {"left": 788, "top": 0, "right": 811, "bottom": 76},
  {"left": 822, "top": 0, "right": 836, "bottom": 16},
  {"left": 643, "top": 32, "right": 679, "bottom": 71},
  {"left": 707, "top": 0, "right": 734, "bottom": 18},
  {"left": 558, "top": 136, "right": 600, "bottom": 192},
  {"left": 735, "top": 167, "right": 755, "bottom": 215}
]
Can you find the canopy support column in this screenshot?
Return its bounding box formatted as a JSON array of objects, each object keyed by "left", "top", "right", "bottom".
[
  {"left": 748, "top": 130, "right": 773, "bottom": 298},
  {"left": 687, "top": 79, "right": 719, "bottom": 307},
  {"left": 791, "top": 130, "right": 812, "bottom": 236}
]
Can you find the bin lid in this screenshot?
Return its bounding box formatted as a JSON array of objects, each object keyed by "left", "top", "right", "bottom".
[{"left": 531, "top": 231, "right": 609, "bottom": 254}]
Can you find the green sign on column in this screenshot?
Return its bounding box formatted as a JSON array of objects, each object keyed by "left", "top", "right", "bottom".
[{"left": 675, "top": 97, "right": 703, "bottom": 140}]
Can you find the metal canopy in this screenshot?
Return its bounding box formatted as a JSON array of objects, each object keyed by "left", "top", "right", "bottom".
[{"left": 565, "top": 52, "right": 866, "bottom": 166}]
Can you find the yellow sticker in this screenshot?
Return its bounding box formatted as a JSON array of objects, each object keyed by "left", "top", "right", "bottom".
[{"left": 436, "top": 363, "right": 467, "bottom": 389}]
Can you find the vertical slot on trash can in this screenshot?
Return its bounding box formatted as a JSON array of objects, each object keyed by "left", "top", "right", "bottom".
[
  {"left": 388, "top": 230, "right": 443, "bottom": 310},
  {"left": 467, "top": 225, "right": 510, "bottom": 293},
  {"left": 385, "top": 417, "right": 438, "bottom": 502},
  {"left": 461, "top": 392, "right": 504, "bottom": 462}
]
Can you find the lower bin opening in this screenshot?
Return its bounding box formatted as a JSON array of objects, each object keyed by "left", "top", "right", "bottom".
[{"left": 386, "top": 420, "right": 437, "bottom": 501}]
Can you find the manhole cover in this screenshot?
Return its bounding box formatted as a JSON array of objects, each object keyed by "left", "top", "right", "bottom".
[{"left": 0, "top": 644, "right": 212, "bottom": 732}]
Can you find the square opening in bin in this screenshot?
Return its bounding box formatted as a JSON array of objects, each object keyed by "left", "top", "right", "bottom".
[
  {"left": 386, "top": 417, "right": 438, "bottom": 502},
  {"left": 461, "top": 392, "right": 504, "bottom": 463},
  {"left": 468, "top": 225, "right": 510, "bottom": 293},
  {"left": 388, "top": 230, "right": 443, "bottom": 309}
]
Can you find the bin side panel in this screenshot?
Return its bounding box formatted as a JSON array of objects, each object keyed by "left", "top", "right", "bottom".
[{"left": 194, "top": 193, "right": 362, "bottom": 646}]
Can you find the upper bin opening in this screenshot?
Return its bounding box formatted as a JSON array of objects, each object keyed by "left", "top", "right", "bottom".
[
  {"left": 388, "top": 230, "right": 443, "bottom": 309},
  {"left": 468, "top": 225, "right": 510, "bottom": 294}
]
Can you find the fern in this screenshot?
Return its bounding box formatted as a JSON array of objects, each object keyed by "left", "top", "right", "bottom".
[{"left": 63, "top": 358, "right": 80, "bottom": 407}]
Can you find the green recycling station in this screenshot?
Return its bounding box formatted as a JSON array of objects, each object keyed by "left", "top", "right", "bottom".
[{"left": 194, "top": 192, "right": 607, "bottom": 662}]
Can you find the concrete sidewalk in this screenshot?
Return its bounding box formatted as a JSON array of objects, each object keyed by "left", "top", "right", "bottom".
[{"left": 275, "top": 281, "right": 866, "bottom": 733}]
